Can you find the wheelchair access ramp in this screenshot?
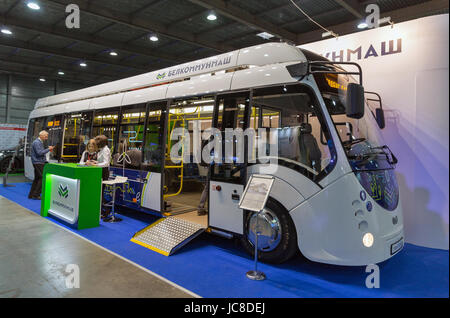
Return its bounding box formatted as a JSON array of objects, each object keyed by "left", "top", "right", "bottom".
[{"left": 130, "top": 217, "right": 206, "bottom": 256}]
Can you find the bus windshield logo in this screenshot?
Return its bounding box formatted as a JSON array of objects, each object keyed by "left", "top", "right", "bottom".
[{"left": 58, "top": 184, "right": 69, "bottom": 198}]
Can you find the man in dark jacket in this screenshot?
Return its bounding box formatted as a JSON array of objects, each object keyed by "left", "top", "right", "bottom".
[{"left": 28, "top": 131, "right": 54, "bottom": 200}]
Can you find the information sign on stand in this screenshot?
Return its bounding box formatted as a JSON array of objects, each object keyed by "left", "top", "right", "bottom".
[{"left": 239, "top": 174, "right": 274, "bottom": 281}]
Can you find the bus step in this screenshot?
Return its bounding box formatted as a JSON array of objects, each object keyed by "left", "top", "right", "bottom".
[{"left": 130, "top": 217, "right": 205, "bottom": 256}]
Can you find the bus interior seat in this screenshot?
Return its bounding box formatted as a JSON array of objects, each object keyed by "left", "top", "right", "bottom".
[{"left": 299, "top": 122, "right": 322, "bottom": 172}]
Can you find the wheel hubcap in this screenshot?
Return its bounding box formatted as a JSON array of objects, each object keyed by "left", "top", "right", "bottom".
[{"left": 247, "top": 208, "right": 282, "bottom": 252}]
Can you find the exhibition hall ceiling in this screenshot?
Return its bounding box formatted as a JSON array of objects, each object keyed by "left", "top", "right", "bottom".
[{"left": 0, "top": 0, "right": 447, "bottom": 85}]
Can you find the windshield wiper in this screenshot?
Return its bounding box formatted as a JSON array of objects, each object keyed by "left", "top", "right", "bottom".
[
  {"left": 348, "top": 145, "right": 398, "bottom": 165},
  {"left": 370, "top": 145, "right": 398, "bottom": 165},
  {"left": 343, "top": 137, "right": 366, "bottom": 149}
]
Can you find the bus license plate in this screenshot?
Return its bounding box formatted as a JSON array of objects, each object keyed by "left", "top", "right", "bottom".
[{"left": 390, "top": 237, "right": 404, "bottom": 255}]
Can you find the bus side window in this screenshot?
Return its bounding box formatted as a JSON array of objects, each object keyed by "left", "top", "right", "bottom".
[
  {"left": 26, "top": 117, "right": 45, "bottom": 156},
  {"left": 61, "top": 112, "right": 93, "bottom": 163},
  {"left": 211, "top": 92, "right": 249, "bottom": 183},
  {"left": 261, "top": 108, "right": 280, "bottom": 128},
  {"left": 92, "top": 108, "right": 120, "bottom": 153},
  {"left": 143, "top": 102, "right": 166, "bottom": 173},
  {"left": 45, "top": 115, "right": 63, "bottom": 161},
  {"left": 79, "top": 112, "right": 92, "bottom": 157},
  {"left": 253, "top": 84, "right": 335, "bottom": 179},
  {"left": 113, "top": 104, "right": 146, "bottom": 169}
]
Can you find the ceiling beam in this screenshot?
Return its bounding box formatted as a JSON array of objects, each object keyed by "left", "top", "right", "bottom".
[
  {"left": 192, "top": 1, "right": 298, "bottom": 39},
  {"left": 186, "top": 0, "right": 297, "bottom": 43},
  {"left": 334, "top": 0, "right": 364, "bottom": 19},
  {"left": 0, "top": 37, "right": 150, "bottom": 71},
  {"left": 0, "top": 54, "right": 135, "bottom": 81},
  {"left": 0, "top": 64, "right": 103, "bottom": 85},
  {"left": 297, "top": 0, "right": 449, "bottom": 44},
  {"left": 129, "top": 0, "right": 169, "bottom": 17},
  {"left": 1, "top": 0, "right": 21, "bottom": 17},
  {"left": 43, "top": 0, "right": 234, "bottom": 52},
  {"left": 281, "top": 7, "right": 347, "bottom": 28},
  {"left": 0, "top": 17, "right": 185, "bottom": 64},
  {"left": 191, "top": 1, "right": 345, "bottom": 46}
]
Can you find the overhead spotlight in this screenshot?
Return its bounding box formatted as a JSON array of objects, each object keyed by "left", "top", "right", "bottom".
[
  {"left": 79, "top": 62, "right": 87, "bottom": 67},
  {"left": 109, "top": 51, "right": 118, "bottom": 56},
  {"left": 27, "top": 2, "right": 41, "bottom": 10},
  {"left": 58, "top": 71, "right": 65, "bottom": 75},
  {"left": 1, "top": 28, "right": 12, "bottom": 35},
  {"left": 39, "top": 77, "right": 46, "bottom": 82},
  {"left": 357, "top": 21, "right": 368, "bottom": 29},
  {"left": 207, "top": 13, "right": 217, "bottom": 21},
  {"left": 149, "top": 35, "right": 159, "bottom": 42},
  {"left": 256, "top": 32, "right": 274, "bottom": 40}
]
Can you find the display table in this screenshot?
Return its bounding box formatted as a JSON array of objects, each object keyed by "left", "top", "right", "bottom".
[{"left": 41, "top": 163, "right": 103, "bottom": 229}]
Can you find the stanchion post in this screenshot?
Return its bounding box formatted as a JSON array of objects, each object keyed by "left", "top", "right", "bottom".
[{"left": 246, "top": 210, "right": 266, "bottom": 281}]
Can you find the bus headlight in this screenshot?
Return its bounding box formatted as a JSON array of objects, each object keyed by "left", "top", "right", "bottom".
[{"left": 362, "top": 233, "right": 374, "bottom": 247}]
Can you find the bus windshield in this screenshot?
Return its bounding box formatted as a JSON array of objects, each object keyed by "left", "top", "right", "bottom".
[
  {"left": 314, "top": 70, "right": 395, "bottom": 172},
  {"left": 314, "top": 69, "right": 400, "bottom": 211}
]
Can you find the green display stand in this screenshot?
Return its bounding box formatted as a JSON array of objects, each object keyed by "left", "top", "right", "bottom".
[{"left": 41, "top": 163, "right": 103, "bottom": 229}]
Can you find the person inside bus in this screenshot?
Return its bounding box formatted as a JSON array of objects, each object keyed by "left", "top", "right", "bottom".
[
  {"left": 28, "top": 130, "right": 54, "bottom": 200},
  {"left": 79, "top": 139, "right": 98, "bottom": 165}
]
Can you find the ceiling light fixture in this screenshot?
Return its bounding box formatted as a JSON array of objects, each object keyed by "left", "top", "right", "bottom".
[
  {"left": 207, "top": 13, "right": 217, "bottom": 21},
  {"left": 79, "top": 62, "right": 87, "bottom": 67},
  {"left": 109, "top": 51, "right": 118, "bottom": 56},
  {"left": 27, "top": 2, "right": 41, "bottom": 10},
  {"left": 256, "top": 32, "right": 274, "bottom": 40},
  {"left": 149, "top": 35, "right": 159, "bottom": 42},
  {"left": 357, "top": 21, "right": 368, "bottom": 29},
  {"left": 39, "top": 78, "right": 46, "bottom": 82},
  {"left": 1, "top": 28, "right": 12, "bottom": 35},
  {"left": 58, "top": 71, "right": 65, "bottom": 75}
]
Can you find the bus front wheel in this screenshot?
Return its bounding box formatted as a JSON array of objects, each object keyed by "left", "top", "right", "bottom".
[{"left": 241, "top": 199, "right": 298, "bottom": 264}]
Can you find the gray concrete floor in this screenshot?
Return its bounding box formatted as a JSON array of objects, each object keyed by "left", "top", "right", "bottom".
[{"left": 0, "top": 195, "right": 195, "bottom": 298}]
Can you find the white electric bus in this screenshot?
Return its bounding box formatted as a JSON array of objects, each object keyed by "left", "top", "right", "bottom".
[{"left": 25, "top": 42, "right": 404, "bottom": 265}]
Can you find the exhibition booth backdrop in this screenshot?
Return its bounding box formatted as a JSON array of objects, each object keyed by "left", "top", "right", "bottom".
[
  {"left": 301, "top": 14, "right": 449, "bottom": 250},
  {"left": 0, "top": 124, "right": 26, "bottom": 151}
]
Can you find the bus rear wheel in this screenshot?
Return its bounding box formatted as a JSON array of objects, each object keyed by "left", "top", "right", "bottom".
[{"left": 241, "top": 199, "right": 298, "bottom": 264}]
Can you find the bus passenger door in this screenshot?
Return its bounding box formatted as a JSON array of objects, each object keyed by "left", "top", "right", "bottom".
[
  {"left": 61, "top": 112, "right": 93, "bottom": 163},
  {"left": 140, "top": 101, "right": 168, "bottom": 212},
  {"left": 44, "top": 115, "right": 63, "bottom": 163},
  {"left": 209, "top": 92, "right": 250, "bottom": 234}
]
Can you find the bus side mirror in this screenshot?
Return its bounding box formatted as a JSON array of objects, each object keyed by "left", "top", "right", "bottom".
[
  {"left": 365, "top": 91, "right": 385, "bottom": 129},
  {"left": 346, "top": 83, "right": 365, "bottom": 119},
  {"left": 375, "top": 108, "right": 386, "bottom": 129}
]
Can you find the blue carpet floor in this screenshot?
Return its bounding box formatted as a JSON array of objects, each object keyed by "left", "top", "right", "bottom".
[{"left": 1, "top": 182, "right": 448, "bottom": 298}]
